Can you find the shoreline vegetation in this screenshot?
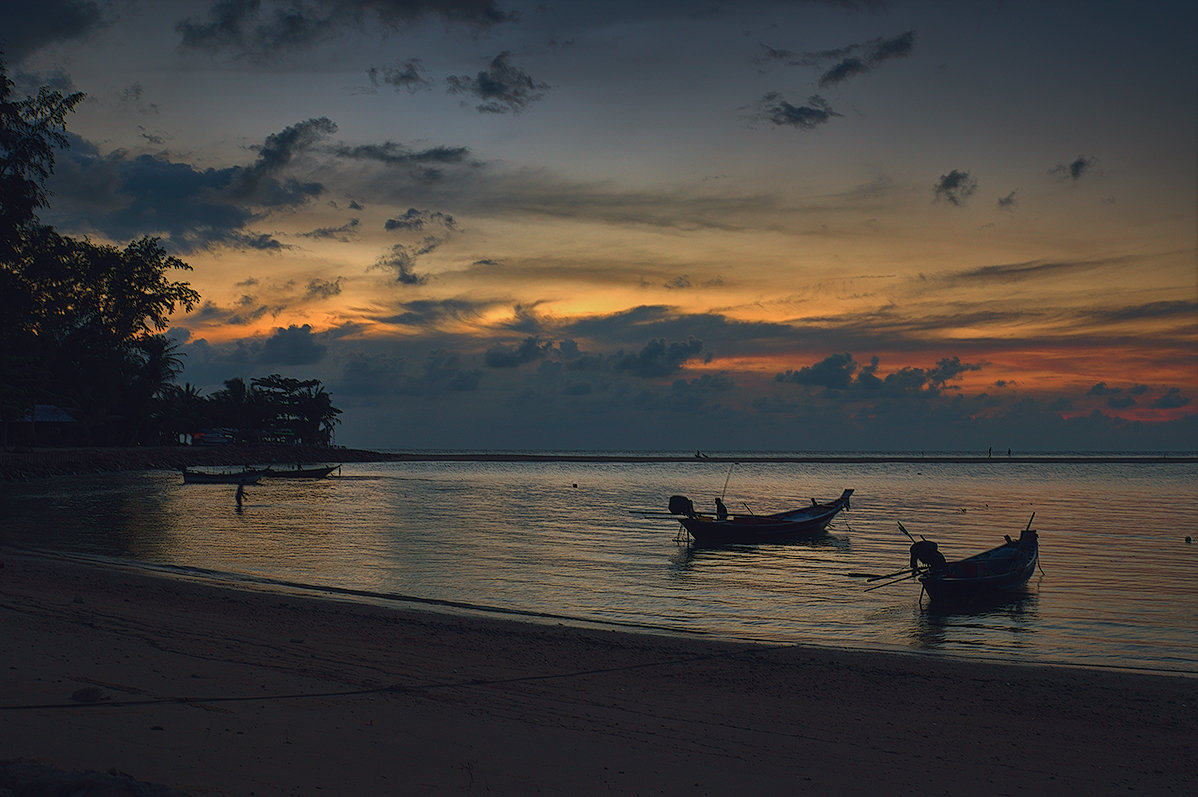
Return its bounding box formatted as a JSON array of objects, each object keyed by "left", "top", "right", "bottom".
[
  {"left": 1, "top": 445, "right": 1194, "bottom": 481},
  {"left": 0, "top": 549, "right": 1194, "bottom": 796}
]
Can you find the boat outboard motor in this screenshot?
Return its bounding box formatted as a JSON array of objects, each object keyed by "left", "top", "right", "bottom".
[
  {"left": 909, "top": 540, "right": 947, "bottom": 571},
  {"left": 668, "top": 495, "right": 696, "bottom": 517}
]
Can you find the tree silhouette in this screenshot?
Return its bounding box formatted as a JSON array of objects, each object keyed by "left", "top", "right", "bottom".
[{"left": 2, "top": 57, "right": 199, "bottom": 445}]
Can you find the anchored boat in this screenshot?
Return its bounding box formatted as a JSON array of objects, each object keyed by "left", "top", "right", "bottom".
[{"left": 663, "top": 489, "right": 853, "bottom": 545}]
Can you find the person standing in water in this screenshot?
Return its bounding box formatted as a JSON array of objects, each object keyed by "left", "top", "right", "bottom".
[{"left": 235, "top": 483, "right": 247, "bottom": 510}]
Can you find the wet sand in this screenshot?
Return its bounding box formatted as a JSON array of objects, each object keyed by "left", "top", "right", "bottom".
[{"left": 0, "top": 549, "right": 1192, "bottom": 796}]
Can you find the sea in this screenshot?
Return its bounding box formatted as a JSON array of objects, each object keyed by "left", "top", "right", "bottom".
[{"left": 2, "top": 451, "right": 1196, "bottom": 676}]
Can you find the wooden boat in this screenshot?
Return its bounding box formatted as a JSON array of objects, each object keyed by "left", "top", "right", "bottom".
[
  {"left": 263, "top": 464, "right": 340, "bottom": 479},
  {"left": 911, "top": 517, "right": 1039, "bottom": 602},
  {"left": 180, "top": 468, "right": 268, "bottom": 485},
  {"left": 666, "top": 489, "right": 853, "bottom": 545}
]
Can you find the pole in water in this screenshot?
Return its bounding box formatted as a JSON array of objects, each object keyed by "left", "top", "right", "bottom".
[{"left": 721, "top": 462, "right": 735, "bottom": 499}]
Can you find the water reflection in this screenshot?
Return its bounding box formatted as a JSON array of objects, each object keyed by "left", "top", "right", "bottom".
[{"left": 908, "top": 591, "right": 1041, "bottom": 652}]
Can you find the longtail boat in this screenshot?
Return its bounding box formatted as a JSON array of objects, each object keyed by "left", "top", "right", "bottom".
[
  {"left": 264, "top": 464, "right": 340, "bottom": 479},
  {"left": 663, "top": 489, "right": 853, "bottom": 545},
  {"left": 907, "top": 515, "right": 1040, "bottom": 602},
  {"left": 180, "top": 468, "right": 268, "bottom": 485}
]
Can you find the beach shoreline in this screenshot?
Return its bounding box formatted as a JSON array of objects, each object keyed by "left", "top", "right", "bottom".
[
  {"left": 1, "top": 548, "right": 1193, "bottom": 796},
  {"left": 2, "top": 444, "right": 1194, "bottom": 481}
]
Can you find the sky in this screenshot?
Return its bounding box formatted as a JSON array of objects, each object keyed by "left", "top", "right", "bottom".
[{"left": 3, "top": 0, "right": 1196, "bottom": 451}]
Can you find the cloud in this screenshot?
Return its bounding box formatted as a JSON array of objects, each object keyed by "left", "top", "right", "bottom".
[
  {"left": 230, "top": 117, "right": 337, "bottom": 203},
  {"left": 484, "top": 336, "right": 552, "bottom": 368},
  {"left": 776, "top": 354, "right": 981, "bottom": 397},
  {"left": 997, "top": 190, "right": 1018, "bottom": 210},
  {"left": 46, "top": 119, "right": 343, "bottom": 251},
  {"left": 0, "top": 0, "right": 109, "bottom": 62},
  {"left": 375, "top": 298, "right": 493, "bottom": 328},
  {"left": 384, "top": 207, "right": 458, "bottom": 232},
  {"left": 775, "top": 352, "right": 857, "bottom": 389},
  {"left": 367, "top": 58, "right": 431, "bottom": 92},
  {"left": 933, "top": 169, "right": 978, "bottom": 206},
  {"left": 613, "top": 337, "right": 704, "bottom": 378},
  {"left": 299, "top": 218, "right": 360, "bottom": 241},
  {"left": 757, "top": 93, "right": 839, "bottom": 130},
  {"left": 305, "top": 277, "right": 343, "bottom": 299},
  {"left": 260, "top": 323, "right": 327, "bottom": 365},
  {"left": 446, "top": 51, "right": 549, "bottom": 113},
  {"left": 176, "top": 0, "right": 513, "bottom": 60},
  {"left": 1152, "top": 388, "right": 1190, "bottom": 409},
  {"left": 373, "top": 243, "right": 429, "bottom": 284},
  {"left": 328, "top": 140, "right": 473, "bottom": 181},
  {"left": 1049, "top": 155, "right": 1098, "bottom": 181},
  {"left": 818, "top": 30, "right": 916, "bottom": 87}
]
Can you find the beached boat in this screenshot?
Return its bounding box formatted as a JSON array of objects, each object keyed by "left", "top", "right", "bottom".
[
  {"left": 264, "top": 464, "right": 340, "bottom": 479},
  {"left": 908, "top": 517, "right": 1039, "bottom": 602},
  {"left": 665, "top": 489, "right": 853, "bottom": 545},
  {"left": 180, "top": 468, "right": 268, "bottom": 485}
]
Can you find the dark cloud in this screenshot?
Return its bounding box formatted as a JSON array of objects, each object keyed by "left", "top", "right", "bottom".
[
  {"left": 446, "top": 51, "right": 549, "bottom": 113},
  {"left": 329, "top": 140, "right": 472, "bottom": 180},
  {"left": 997, "top": 190, "right": 1018, "bottom": 210},
  {"left": 260, "top": 323, "right": 327, "bottom": 365},
  {"left": 933, "top": 169, "right": 978, "bottom": 206},
  {"left": 373, "top": 243, "right": 429, "bottom": 284},
  {"left": 177, "top": 0, "right": 513, "bottom": 60},
  {"left": 305, "top": 277, "right": 343, "bottom": 299},
  {"left": 376, "top": 298, "right": 492, "bottom": 327},
  {"left": 230, "top": 117, "right": 337, "bottom": 202},
  {"left": 367, "top": 58, "right": 431, "bottom": 92},
  {"left": 819, "top": 57, "right": 868, "bottom": 87},
  {"left": 300, "top": 218, "right": 360, "bottom": 241},
  {"left": 484, "top": 336, "right": 552, "bottom": 368},
  {"left": 1152, "top": 388, "right": 1190, "bottom": 409},
  {"left": 776, "top": 354, "right": 981, "bottom": 397},
  {"left": 1049, "top": 155, "right": 1098, "bottom": 181},
  {"left": 384, "top": 207, "right": 458, "bottom": 232},
  {"left": 46, "top": 120, "right": 340, "bottom": 251},
  {"left": 776, "top": 352, "right": 857, "bottom": 389},
  {"left": 614, "top": 337, "right": 704, "bottom": 378},
  {"left": 760, "top": 30, "right": 915, "bottom": 88},
  {"left": 0, "top": 0, "right": 108, "bottom": 62},
  {"left": 757, "top": 93, "right": 839, "bottom": 130}
]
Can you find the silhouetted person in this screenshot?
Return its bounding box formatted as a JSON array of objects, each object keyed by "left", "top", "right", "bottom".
[
  {"left": 715, "top": 497, "right": 728, "bottom": 520},
  {"left": 235, "top": 483, "right": 247, "bottom": 509}
]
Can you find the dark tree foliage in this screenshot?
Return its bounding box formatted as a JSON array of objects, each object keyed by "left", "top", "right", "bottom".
[
  {"left": 1, "top": 57, "right": 199, "bottom": 445},
  {"left": 166, "top": 376, "right": 342, "bottom": 447},
  {"left": 1, "top": 57, "right": 342, "bottom": 448}
]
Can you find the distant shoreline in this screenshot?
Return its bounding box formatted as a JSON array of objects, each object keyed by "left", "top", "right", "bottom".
[{"left": 1, "top": 444, "right": 1194, "bottom": 481}]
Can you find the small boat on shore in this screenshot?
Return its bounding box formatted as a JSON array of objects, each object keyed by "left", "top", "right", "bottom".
[
  {"left": 264, "top": 464, "right": 340, "bottom": 479},
  {"left": 180, "top": 467, "right": 269, "bottom": 485},
  {"left": 906, "top": 516, "right": 1040, "bottom": 602},
  {"left": 663, "top": 489, "right": 853, "bottom": 545}
]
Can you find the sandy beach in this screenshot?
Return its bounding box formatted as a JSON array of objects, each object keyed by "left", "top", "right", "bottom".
[{"left": 0, "top": 548, "right": 1193, "bottom": 796}]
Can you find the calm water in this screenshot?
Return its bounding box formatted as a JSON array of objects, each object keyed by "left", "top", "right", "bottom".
[{"left": 2, "top": 454, "right": 1196, "bottom": 674}]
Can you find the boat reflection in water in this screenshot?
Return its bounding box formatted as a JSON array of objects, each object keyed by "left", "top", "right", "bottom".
[{"left": 909, "top": 592, "right": 1042, "bottom": 653}]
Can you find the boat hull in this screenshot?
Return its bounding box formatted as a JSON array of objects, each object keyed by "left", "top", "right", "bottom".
[
  {"left": 181, "top": 470, "right": 266, "bottom": 485},
  {"left": 678, "top": 489, "right": 852, "bottom": 545},
  {"left": 919, "top": 531, "right": 1038, "bottom": 602},
  {"left": 264, "top": 465, "right": 339, "bottom": 479}
]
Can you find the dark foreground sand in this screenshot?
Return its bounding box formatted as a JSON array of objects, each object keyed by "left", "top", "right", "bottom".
[{"left": 1, "top": 549, "right": 1193, "bottom": 796}]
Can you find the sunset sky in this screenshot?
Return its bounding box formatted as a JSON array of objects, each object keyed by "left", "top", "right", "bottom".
[{"left": 4, "top": 0, "right": 1196, "bottom": 450}]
